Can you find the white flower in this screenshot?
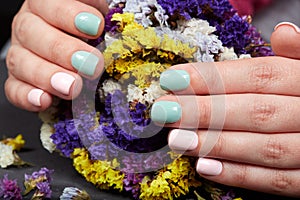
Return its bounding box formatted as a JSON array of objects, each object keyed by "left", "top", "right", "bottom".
[
  {"left": 219, "top": 47, "right": 238, "bottom": 61},
  {"left": 60, "top": 187, "right": 90, "bottom": 200},
  {"left": 179, "top": 18, "right": 216, "bottom": 35},
  {"left": 127, "top": 84, "right": 144, "bottom": 103},
  {"left": 40, "top": 123, "right": 56, "bottom": 153},
  {"left": 239, "top": 54, "right": 252, "bottom": 59},
  {"left": 144, "top": 81, "right": 168, "bottom": 103},
  {"left": 127, "top": 81, "right": 167, "bottom": 104},
  {"left": 101, "top": 79, "right": 122, "bottom": 96},
  {"left": 0, "top": 143, "right": 14, "bottom": 168}
]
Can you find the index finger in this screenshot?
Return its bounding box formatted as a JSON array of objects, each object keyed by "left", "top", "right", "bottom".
[
  {"left": 161, "top": 56, "right": 300, "bottom": 96},
  {"left": 27, "top": 0, "right": 107, "bottom": 38}
]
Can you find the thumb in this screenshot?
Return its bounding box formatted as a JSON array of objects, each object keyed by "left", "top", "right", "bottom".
[{"left": 270, "top": 22, "right": 300, "bottom": 59}]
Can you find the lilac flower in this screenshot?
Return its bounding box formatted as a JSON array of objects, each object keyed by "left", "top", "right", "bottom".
[
  {"left": 99, "top": 91, "right": 169, "bottom": 153},
  {"left": 35, "top": 182, "right": 52, "bottom": 199},
  {"left": 24, "top": 168, "right": 54, "bottom": 199},
  {"left": 245, "top": 24, "right": 274, "bottom": 57},
  {"left": 123, "top": 173, "right": 148, "bottom": 199},
  {"left": 51, "top": 118, "right": 84, "bottom": 157},
  {"left": 25, "top": 167, "right": 54, "bottom": 183},
  {"left": 216, "top": 14, "right": 251, "bottom": 54},
  {"left": 0, "top": 175, "right": 22, "bottom": 200}
]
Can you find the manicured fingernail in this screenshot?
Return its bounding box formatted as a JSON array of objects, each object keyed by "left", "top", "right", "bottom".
[
  {"left": 71, "top": 51, "right": 99, "bottom": 76},
  {"left": 75, "top": 12, "right": 101, "bottom": 36},
  {"left": 168, "top": 129, "right": 198, "bottom": 151},
  {"left": 160, "top": 70, "right": 190, "bottom": 91},
  {"left": 196, "top": 158, "right": 223, "bottom": 176},
  {"left": 28, "top": 89, "right": 44, "bottom": 107},
  {"left": 151, "top": 101, "right": 181, "bottom": 123},
  {"left": 274, "top": 22, "right": 300, "bottom": 33},
  {"left": 51, "top": 72, "right": 75, "bottom": 95}
]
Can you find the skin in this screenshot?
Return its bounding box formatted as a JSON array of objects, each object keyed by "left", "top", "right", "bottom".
[
  {"left": 163, "top": 24, "right": 300, "bottom": 197},
  {"left": 4, "top": 0, "right": 300, "bottom": 197}
]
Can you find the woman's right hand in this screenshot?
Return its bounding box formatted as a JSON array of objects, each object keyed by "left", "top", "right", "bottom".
[{"left": 5, "top": 0, "right": 109, "bottom": 111}]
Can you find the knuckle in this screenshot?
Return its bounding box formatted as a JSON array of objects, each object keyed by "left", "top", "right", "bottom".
[
  {"left": 48, "top": 38, "right": 65, "bottom": 63},
  {"left": 14, "top": 12, "right": 33, "bottom": 43},
  {"left": 199, "top": 100, "right": 211, "bottom": 127},
  {"left": 6, "top": 46, "right": 18, "bottom": 74},
  {"left": 249, "top": 97, "right": 276, "bottom": 132},
  {"left": 260, "top": 135, "right": 287, "bottom": 166},
  {"left": 248, "top": 61, "right": 280, "bottom": 92},
  {"left": 270, "top": 170, "right": 292, "bottom": 194}
]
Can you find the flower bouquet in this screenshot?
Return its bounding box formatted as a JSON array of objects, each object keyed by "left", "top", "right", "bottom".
[{"left": 39, "top": 0, "right": 273, "bottom": 199}]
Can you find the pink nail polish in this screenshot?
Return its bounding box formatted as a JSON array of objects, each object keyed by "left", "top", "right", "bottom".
[
  {"left": 51, "top": 72, "right": 75, "bottom": 95},
  {"left": 196, "top": 158, "right": 223, "bottom": 176},
  {"left": 168, "top": 129, "right": 198, "bottom": 151},
  {"left": 274, "top": 22, "right": 300, "bottom": 33},
  {"left": 27, "top": 89, "right": 44, "bottom": 107}
]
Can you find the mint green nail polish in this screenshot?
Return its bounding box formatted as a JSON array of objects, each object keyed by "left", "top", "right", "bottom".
[
  {"left": 71, "top": 51, "right": 99, "bottom": 76},
  {"left": 75, "top": 12, "right": 101, "bottom": 36},
  {"left": 160, "top": 70, "right": 190, "bottom": 91},
  {"left": 151, "top": 101, "right": 182, "bottom": 123}
]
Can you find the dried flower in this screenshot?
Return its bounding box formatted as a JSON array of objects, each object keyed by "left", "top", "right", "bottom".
[
  {"left": 60, "top": 187, "right": 90, "bottom": 200},
  {"left": 0, "top": 174, "right": 22, "bottom": 200}
]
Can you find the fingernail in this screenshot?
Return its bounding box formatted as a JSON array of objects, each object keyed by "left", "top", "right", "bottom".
[
  {"left": 160, "top": 70, "right": 190, "bottom": 91},
  {"left": 75, "top": 12, "right": 101, "bottom": 36},
  {"left": 168, "top": 129, "right": 198, "bottom": 151},
  {"left": 196, "top": 158, "right": 223, "bottom": 176},
  {"left": 274, "top": 22, "right": 300, "bottom": 33},
  {"left": 27, "top": 89, "right": 44, "bottom": 107},
  {"left": 151, "top": 101, "right": 182, "bottom": 123},
  {"left": 71, "top": 51, "right": 99, "bottom": 76},
  {"left": 51, "top": 72, "right": 75, "bottom": 95}
]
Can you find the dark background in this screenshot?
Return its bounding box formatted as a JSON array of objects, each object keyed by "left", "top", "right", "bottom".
[
  {"left": 1, "top": 0, "right": 300, "bottom": 199},
  {"left": 0, "top": 0, "right": 24, "bottom": 48}
]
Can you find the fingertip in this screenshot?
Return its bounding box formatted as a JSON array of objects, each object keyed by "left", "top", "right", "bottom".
[{"left": 271, "top": 22, "right": 300, "bottom": 58}]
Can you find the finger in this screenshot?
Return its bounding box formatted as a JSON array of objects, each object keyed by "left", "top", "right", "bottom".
[
  {"left": 151, "top": 94, "right": 300, "bottom": 133},
  {"left": 5, "top": 75, "right": 52, "bottom": 112},
  {"left": 195, "top": 159, "right": 300, "bottom": 197},
  {"left": 6, "top": 45, "right": 83, "bottom": 100},
  {"left": 168, "top": 129, "right": 300, "bottom": 168},
  {"left": 271, "top": 22, "right": 300, "bottom": 59},
  {"left": 79, "top": 0, "right": 109, "bottom": 15},
  {"left": 13, "top": 12, "right": 104, "bottom": 79},
  {"left": 27, "top": 0, "right": 105, "bottom": 38},
  {"left": 160, "top": 56, "right": 300, "bottom": 96}
]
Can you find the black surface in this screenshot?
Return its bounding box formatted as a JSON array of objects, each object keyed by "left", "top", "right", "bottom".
[{"left": 0, "top": 59, "right": 130, "bottom": 199}]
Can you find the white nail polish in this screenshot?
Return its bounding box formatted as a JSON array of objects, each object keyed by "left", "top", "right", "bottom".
[
  {"left": 28, "top": 89, "right": 44, "bottom": 107},
  {"left": 196, "top": 158, "right": 223, "bottom": 176},
  {"left": 274, "top": 22, "right": 300, "bottom": 33},
  {"left": 168, "top": 129, "right": 198, "bottom": 151},
  {"left": 50, "top": 72, "right": 75, "bottom": 95}
]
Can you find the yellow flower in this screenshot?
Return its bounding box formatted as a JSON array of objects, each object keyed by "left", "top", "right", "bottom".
[
  {"left": 139, "top": 156, "right": 201, "bottom": 200},
  {"left": 72, "top": 148, "right": 124, "bottom": 191},
  {"left": 1, "top": 134, "right": 25, "bottom": 151}
]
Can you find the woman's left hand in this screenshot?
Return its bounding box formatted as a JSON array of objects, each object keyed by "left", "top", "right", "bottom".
[{"left": 151, "top": 23, "right": 300, "bottom": 197}]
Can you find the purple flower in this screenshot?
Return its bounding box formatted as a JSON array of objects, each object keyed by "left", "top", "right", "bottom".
[
  {"left": 51, "top": 118, "right": 84, "bottom": 157},
  {"left": 216, "top": 14, "right": 251, "bottom": 54},
  {"left": 25, "top": 167, "right": 54, "bottom": 183},
  {"left": 123, "top": 173, "right": 148, "bottom": 199},
  {"left": 35, "top": 182, "right": 52, "bottom": 199},
  {"left": 0, "top": 175, "right": 22, "bottom": 200}
]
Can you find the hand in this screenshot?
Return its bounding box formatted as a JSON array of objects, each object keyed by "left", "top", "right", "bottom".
[
  {"left": 151, "top": 22, "right": 300, "bottom": 197},
  {"left": 5, "top": 0, "right": 108, "bottom": 111}
]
